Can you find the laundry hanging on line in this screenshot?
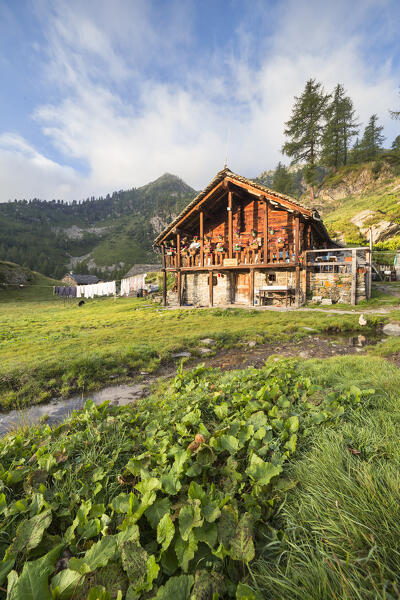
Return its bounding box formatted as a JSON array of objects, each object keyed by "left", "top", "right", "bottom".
[
  {"left": 76, "top": 281, "right": 116, "bottom": 299},
  {"left": 120, "top": 273, "right": 147, "bottom": 296},
  {"left": 54, "top": 286, "right": 77, "bottom": 298}
]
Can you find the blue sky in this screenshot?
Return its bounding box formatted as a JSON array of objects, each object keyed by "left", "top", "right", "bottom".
[{"left": 0, "top": 0, "right": 399, "bottom": 201}]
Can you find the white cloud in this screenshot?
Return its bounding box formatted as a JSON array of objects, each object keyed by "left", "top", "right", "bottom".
[
  {"left": 0, "top": 134, "right": 82, "bottom": 200},
  {"left": 0, "top": 0, "right": 399, "bottom": 201}
]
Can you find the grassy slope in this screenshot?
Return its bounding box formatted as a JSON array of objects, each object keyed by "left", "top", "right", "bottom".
[
  {"left": 0, "top": 295, "right": 384, "bottom": 410},
  {"left": 253, "top": 355, "right": 400, "bottom": 599},
  {"left": 0, "top": 261, "right": 62, "bottom": 302},
  {"left": 309, "top": 162, "right": 400, "bottom": 246}
]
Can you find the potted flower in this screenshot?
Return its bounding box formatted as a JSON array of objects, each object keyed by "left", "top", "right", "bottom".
[
  {"left": 189, "top": 236, "right": 200, "bottom": 254},
  {"left": 251, "top": 228, "right": 257, "bottom": 238},
  {"left": 216, "top": 241, "right": 224, "bottom": 252},
  {"left": 250, "top": 238, "right": 259, "bottom": 250},
  {"left": 233, "top": 242, "right": 242, "bottom": 251}
]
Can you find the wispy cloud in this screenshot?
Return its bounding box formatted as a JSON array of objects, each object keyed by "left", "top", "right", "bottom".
[{"left": 0, "top": 0, "right": 399, "bottom": 201}]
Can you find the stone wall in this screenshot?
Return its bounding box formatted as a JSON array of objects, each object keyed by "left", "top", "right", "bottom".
[
  {"left": 182, "top": 271, "right": 233, "bottom": 306},
  {"left": 307, "top": 270, "right": 366, "bottom": 304}
]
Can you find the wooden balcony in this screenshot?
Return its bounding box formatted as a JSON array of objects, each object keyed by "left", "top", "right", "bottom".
[{"left": 164, "top": 245, "right": 299, "bottom": 269}]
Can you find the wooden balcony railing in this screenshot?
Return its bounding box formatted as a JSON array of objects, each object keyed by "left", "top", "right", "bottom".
[{"left": 164, "top": 245, "right": 298, "bottom": 269}]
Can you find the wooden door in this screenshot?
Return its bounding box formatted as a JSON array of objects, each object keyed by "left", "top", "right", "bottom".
[{"left": 234, "top": 271, "right": 250, "bottom": 304}]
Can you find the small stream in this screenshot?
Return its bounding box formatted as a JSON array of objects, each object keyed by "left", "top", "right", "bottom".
[
  {"left": 0, "top": 332, "right": 386, "bottom": 437},
  {"left": 0, "top": 383, "right": 149, "bottom": 437}
]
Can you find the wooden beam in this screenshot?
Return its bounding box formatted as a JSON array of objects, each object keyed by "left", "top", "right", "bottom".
[
  {"left": 176, "top": 233, "right": 181, "bottom": 269},
  {"left": 177, "top": 270, "right": 182, "bottom": 306},
  {"left": 351, "top": 249, "right": 357, "bottom": 305},
  {"left": 263, "top": 199, "right": 269, "bottom": 263},
  {"left": 157, "top": 180, "right": 226, "bottom": 243},
  {"left": 161, "top": 245, "right": 167, "bottom": 307},
  {"left": 228, "top": 191, "right": 233, "bottom": 258},
  {"left": 249, "top": 268, "right": 254, "bottom": 306},
  {"left": 162, "top": 269, "right": 167, "bottom": 307},
  {"left": 209, "top": 271, "right": 213, "bottom": 307},
  {"left": 295, "top": 265, "right": 301, "bottom": 307},
  {"left": 200, "top": 210, "right": 204, "bottom": 267},
  {"left": 225, "top": 177, "right": 313, "bottom": 217},
  {"left": 294, "top": 214, "right": 300, "bottom": 262}
]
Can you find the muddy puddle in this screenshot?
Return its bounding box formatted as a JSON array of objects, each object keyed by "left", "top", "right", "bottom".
[{"left": 0, "top": 332, "right": 385, "bottom": 437}]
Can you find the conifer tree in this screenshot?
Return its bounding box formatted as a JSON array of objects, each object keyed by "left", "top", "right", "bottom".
[
  {"left": 282, "top": 79, "right": 329, "bottom": 187},
  {"left": 359, "top": 114, "right": 385, "bottom": 161},
  {"left": 271, "top": 162, "right": 293, "bottom": 195},
  {"left": 392, "top": 135, "right": 400, "bottom": 152},
  {"left": 321, "top": 84, "right": 359, "bottom": 169}
]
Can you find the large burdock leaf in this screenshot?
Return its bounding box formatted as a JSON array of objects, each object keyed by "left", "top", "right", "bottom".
[
  {"left": 69, "top": 536, "right": 117, "bottom": 573},
  {"left": 7, "top": 509, "right": 52, "bottom": 557},
  {"left": 175, "top": 532, "right": 198, "bottom": 572},
  {"left": 191, "top": 569, "right": 224, "bottom": 599},
  {"left": 153, "top": 574, "right": 194, "bottom": 599},
  {"left": 50, "top": 568, "right": 84, "bottom": 600},
  {"left": 285, "top": 415, "right": 299, "bottom": 433},
  {"left": 122, "top": 542, "right": 159, "bottom": 597},
  {"left": 157, "top": 513, "right": 174, "bottom": 553},
  {"left": 246, "top": 454, "right": 282, "bottom": 486},
  {"left": 179, "top": 501, "right": 203, "bottom": 541},
  {"left": 219, "top": 435, "right": 239, "bottom": 454},
  {"left": 230, "top": 513, "right": 255, "bottom": 563},
  {"left": 217, "top": 505, "right": 237, "bottom": 550},
  {"left": 7, "top": 544, "right": 62, "bottom": 600},
  {"left": 146, "top": 497, "right": 171, "bottom": 529},
  {"left": 121, "top": 541, "right": 147, "bottom": 583}
]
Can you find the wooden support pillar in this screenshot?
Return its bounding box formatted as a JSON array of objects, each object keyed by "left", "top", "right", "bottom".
[
  {"left": 294, "top": 214, "right": 300, "bottom": 262},
  {"left": 368, "top": 228, "right": 373, "bottom": 299},
  {"left": 351, "top": 249, "right": 357, "bottom": 305},
  {"left": 161, "top": 244, "right": 167, "bottom": 306},
  {"left": 200, "top": 211, "right": 204, "bottom": 267},
  {"left": 177, "top": 233, "right": 181, "bottom": 269},
  {"left": 228, "top": 191, "right": 233, "bottom": 258},
  {"left": 209, "top": 271, "right": 213, "bottom": 307},
  {"left": 295, "top": 265, "right": 301, "bottom": 307},
  {"left": 162, "top": 269, "right": 167, "bottom": 306},
  {"left": 249, "top": 268, "right": 254, "bottom": 306},
  {"left": 263, "top": 199, "right": 269, "bottom": 264},
  {"left": 177, "top": 270, "right": 182, "bottom": 306}
]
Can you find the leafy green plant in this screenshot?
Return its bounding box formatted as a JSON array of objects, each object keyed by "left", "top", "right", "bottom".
[{"left": 0, "top": 359, "right": 370, "bottom": 598}]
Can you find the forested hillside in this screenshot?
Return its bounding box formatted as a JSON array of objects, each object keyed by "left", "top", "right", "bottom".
[{"left": 0, "top": 174, "right": 196, "bottom": 279}]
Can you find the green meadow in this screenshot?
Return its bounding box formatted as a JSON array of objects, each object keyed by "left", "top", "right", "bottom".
[{"left": 0, "top": 294, "right": 385, "bottom": 410}]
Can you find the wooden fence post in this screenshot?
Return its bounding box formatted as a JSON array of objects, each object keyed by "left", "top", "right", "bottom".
[{"left": 209, "top": 271, "right": 213, "bottom": 307}]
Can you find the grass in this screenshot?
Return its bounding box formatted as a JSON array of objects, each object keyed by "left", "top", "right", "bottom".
[
  {"left": 0, "top": 293, "right": 385, "bottom": 410},
  {"left": 252, "top": 355, "right": 400, "bottom": 599}
]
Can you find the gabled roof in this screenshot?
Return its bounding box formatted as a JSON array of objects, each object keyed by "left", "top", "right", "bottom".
[{"left": 154, "top": 167, "right": 330, "bottom": 244}]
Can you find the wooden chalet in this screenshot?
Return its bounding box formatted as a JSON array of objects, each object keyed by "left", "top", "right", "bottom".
[{"left": 155, "top": 168, "right": 370, "bottom": 307}]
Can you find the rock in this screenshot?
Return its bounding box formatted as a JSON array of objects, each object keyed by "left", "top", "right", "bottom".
[
  {"left": 299, "top": 351, "right": 308, "bottom": 358},
  {"left": 358, "top": 314, "right": 367, "bottom": 326},
  {"left": 200, "top": 338, "right": 215, "bottom": 346},
  {"left": 247, "top": 341, "right": 257, "bottom": 347},
  {"left": 382, "top": 323, "right": 400, "bottom": 336},
  {"left": 351, "top": 209, "right": 400, "bottom": 243},
  {"left": 172, "top": 351, "right": 191, "bottom": 358},
  {"left": 312, "top": 296, "right": 322, "bottom": 303},
  {"left": 199, "top": 348, "right": 212, "bottom": 354},
  {"left": 302, "top": 327, "right": 317, "bottom": 332},
  {"left": 321, "top": 298, "right": 333, "bottom": 305}
]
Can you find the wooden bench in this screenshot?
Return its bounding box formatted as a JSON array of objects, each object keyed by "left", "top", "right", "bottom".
[{"left": 257, "top": 286, "right": 295, "bottom": 307}]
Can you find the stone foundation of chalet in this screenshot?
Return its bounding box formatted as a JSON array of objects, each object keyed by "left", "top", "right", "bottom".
[{"left": 166, "top": 265, "right": 367, "bottom": 308}]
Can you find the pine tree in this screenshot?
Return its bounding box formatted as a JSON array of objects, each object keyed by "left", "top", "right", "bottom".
[
  {"left": 321, "top": 85, "right": 359, "bottom": 169},
  {"left": 271, "top": 162, "right": 294, "bottom": 195},
  {"left": 392, "top": 135, "right": 400, "bottom": 151},
  {"left": 282, "top": 79, "right": 329, "bottom": 187},
  {"left": 359, "top": 114, "right": 385, "bottom": 161}
]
